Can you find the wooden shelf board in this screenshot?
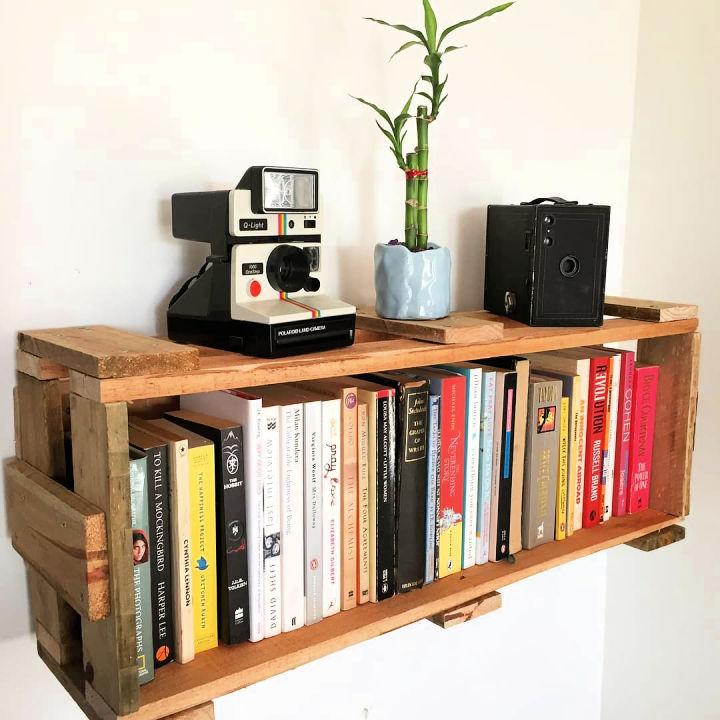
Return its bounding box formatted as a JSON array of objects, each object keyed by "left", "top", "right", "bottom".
[
  {"left": 69, "top": 317, "right": 699, "bottom": 403},
  {"left": 125, "top": 510, "right": 677, "bottom": 720}
]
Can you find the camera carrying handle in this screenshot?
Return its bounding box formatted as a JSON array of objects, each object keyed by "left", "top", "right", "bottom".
[{"left": 520, "top": 197, "right": 579, "bottom": 206}]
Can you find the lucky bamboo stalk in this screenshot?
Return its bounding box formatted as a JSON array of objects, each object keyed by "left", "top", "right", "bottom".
[
  {"left": 405, "top": 152, "right": 419, "bottom": 249},
  {"left": 416, "top": 106, "right": 430, "bottom": 251}
]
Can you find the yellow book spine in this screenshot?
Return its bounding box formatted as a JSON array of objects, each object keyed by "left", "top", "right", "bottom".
[
  {"left": 438, "top": 523, "right": 463, "bottom": 578},
  {"left": 189, "top": 445, "right": 218, "bottom": 653},
  {"left": 565, "top": 377, "right": 580, "bottom": 537},
  {"left": 555, "top": 397, "right": 570, "bottom": 540}
]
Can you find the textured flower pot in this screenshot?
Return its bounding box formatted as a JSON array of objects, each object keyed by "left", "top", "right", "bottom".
[{"left": 374, "top": 243, "right": 451, "bottom": 320}]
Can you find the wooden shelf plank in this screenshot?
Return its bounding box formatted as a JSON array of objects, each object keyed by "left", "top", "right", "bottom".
[
  {"left": 68, "top": 317, "right": 699, "bottom": 403},
  {"left": 604, "top": 296, "right": 698, "bottom": 322},
  {"left": 123, "top": 510, "right": 677, "bottom": 720}
]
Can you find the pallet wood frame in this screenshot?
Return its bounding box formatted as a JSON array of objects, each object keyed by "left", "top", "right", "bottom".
[{"left": 7, "top": 297, "right": 699, "bottom": 720}]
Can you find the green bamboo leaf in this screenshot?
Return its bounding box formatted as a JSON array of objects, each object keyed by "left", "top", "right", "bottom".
[
  {"left": 376, "top": 120, "right": 400, "bottom": 151},
  {"left": 363, "top": 17, "right": 429, "bottom": 49},
  {"left": 421, "top": 74, "right": 433, "bottom": 83},
  {"left": 389, "top": 40, "right": 424, "bottom": 61},
  {"left": 423, "top": 53, "right": 441, "bottom": 74},
  {"left": 393, "top": 113, "right": 413, "bottom": 133},
  {"left": 441, "top": 45, "right": 467, "bottom": 55},
  {"left": 439, "top": 93, "right": 448, "bottom": 108},
  {"left": 350, "top": 95, "right": 393, "bottom": 128},
  {"left": 418, "top": 91, "right": 434, "bottom": 103},
  {"left": 422, "top": 0, "right": 438, "bottom": 52},
  {"left": 395, "top": 80, "right": 419, "bottom": 129},
  {"left": 437, "top": 2, "right": 514, "bottom": 48}
]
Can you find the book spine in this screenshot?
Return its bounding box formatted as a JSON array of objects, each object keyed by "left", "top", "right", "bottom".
[
  {"left": 476, "top": 372, "right": 496, "bottom": 565},
  {"left": 425, "top": 395, "right": 440, "bottom": 584},
  {"left": 628, "top": 365, "right": 659, "bottom": 514},
  {"left": 555, "top": 396, "right": 570, "bottom": 540},
  {"left": 146, "top": 445, "right": 174, "bottom": 667},
  {"left": 375, "top": 392, "right": 397, "bottom": 599},
  {"left": 613, "top": 351, "right": 635, "bottom": 516},
  {"left": 583, "top": 358, "right": 609, "bottom": 527},
  {"left": 303, "top": 401, "right": 323, "bottom": 624},
  {"left": 462, "top": 369, "right": 482, "bottom": 569},
  {"left": 280, "top": 405, "right": 305, "bottom": 631},
  {"left": 357, "top": 403, "right": 370, "bottom": 605},
  {"left": 565, "top": 377, "right": 580, "bottom": 537},
  {"left": 509, "top": 359, "right": 529, "bottom": 557},
  {"left": 493, "top": 374, "right": 516, "bottom": 559},
  {"left": 397, "top": 386, "right": 429, "bottom": 592},
  {"left": 262, "top": 407, "right": 282, "bottom": 638},
  {"left": 189, "top": 445, "right": 218, "bottom": 653},
  {"left": 601, "top": 356, "right": 620, "bottom": 522},
  {"left": 573, "top": 367, "right": 589, "bottom": 532},
  {"left": 218, "top": 427, "right": 249, "bottom": 644},
  {"left": 130, "top": 455, "right": 154, "bottom": 684},
  {"left": 322, "top": 399, "right": 342, "bottom": 616},
  {"left": 341, "top": 390, "right": 359, "bottom": 610},
  {"left": 437, "top": 376, "right": 465, "bottom": 576}
]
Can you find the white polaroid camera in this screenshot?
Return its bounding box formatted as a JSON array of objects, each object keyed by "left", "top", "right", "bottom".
[{"left": 168, "top": 167, "right": 356, "bottom": 358}]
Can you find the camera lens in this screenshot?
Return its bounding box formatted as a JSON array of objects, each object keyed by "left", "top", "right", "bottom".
[
  {"left": 266, "top": 244, "right": 311, "bottom": 293},
  {"left": 559, "top": 255, "right": 580, "bottom": 278}
]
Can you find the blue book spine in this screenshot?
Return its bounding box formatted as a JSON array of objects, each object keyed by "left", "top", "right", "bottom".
[
  {"left": 476, "top": 372, "right": 496, "bottom": 565},
  {"left": 424, "top": 395, "right": 440, "bottom": 584}
]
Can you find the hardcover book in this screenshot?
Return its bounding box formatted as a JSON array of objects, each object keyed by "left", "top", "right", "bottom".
[
  {"left": 522, "top": 376, "right": 561, "bottom": 549},
  {"left": 357, "top": 402, "right": 371, "bottom": 604},
  {"left": 425, "top": 394, "right": 440, "bottom": 583},
  {"left": 584, "top": 355, "right": 610, "bottom": 527},
  {"left": 476, "top": 369, "right": 496, "bottom": 565},
  {"left": 611, "top": 349, "right": 636, "bottom": 517}
]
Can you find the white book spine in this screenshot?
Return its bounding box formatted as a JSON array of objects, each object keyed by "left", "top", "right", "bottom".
[
  {"left": 488, "top": 373, "right": 505, "bottom": 562},
  {"left": 321, "top": 399, "right": 342, "bottom": 617},
  {"left": 357, "top": 403, "right": 370, "bottom": 605},
  {"left": 603, "top": 355, "right": 620, "bottom": 522},
  {"left": 303, "top": 401, "right": 323, "bottom": 624},
  {"left": 425, "top": 396, "right": 440, "bottom": 584},
  {"left": 462, "top": 368, "right": 482, "bottom": 569},
  {"left": 262, "top": 406, "right": 282, "bottom": 638},
  {"left": 180, "top": 391, "right": 265, "bottom": 642},
  {"left": 573, "top": 366, "right": 589, "bottom": 532},
  {"left": 280, "top": 404, "right": 305, "bottom": 632},
  {"left": 476, "top": 372, "right": 496, "bottom": 565}
]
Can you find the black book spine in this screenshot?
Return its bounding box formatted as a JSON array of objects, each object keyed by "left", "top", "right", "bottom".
[
  {"left": 147, "top": 445, "right": 174, "bottom": 667},
  {"left": 376, "top": 394, "right": 396, "bottom": 600},
  {"left": 495, "top": 373, "right": 517, "bottom": 560},
  {"left": 397, "top": 386, "right": 429, "bottom": 592},
  {"left": 217, "top": 427, "right": 250, "bottom": 644}
]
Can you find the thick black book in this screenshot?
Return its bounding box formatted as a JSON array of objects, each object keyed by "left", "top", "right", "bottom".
[
  {"left": 375, "top": 393, "right": 396, "bottom": 601},
  {"left": 165, "top": 409, "right": 250, "bottom": 645},
  {"left": 128, "top": 426, "right": 174, "bottom": 668},
  {"left": 495, "top": 371, "right": 518, "bottom": 561},
  {"left": 362, "top": 372, "right": 429, "bottom": 592}
]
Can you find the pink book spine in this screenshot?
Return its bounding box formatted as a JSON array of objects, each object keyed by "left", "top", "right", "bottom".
[
  {"left": 612, "top": 350, "right": 635, "bottom": 516},
  {"left": 627, "top": 365, "right": 659, "bottom": 514}
]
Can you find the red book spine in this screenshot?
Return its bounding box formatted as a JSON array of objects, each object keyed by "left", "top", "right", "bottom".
[
  {"left": 627, "top": 365, "right": 659, "bottom": 514},
  {"left": 583, "top": 357, "right": 609, "bottom": 527},
  {"left": 438, "top": 376, "right": 466, "bottom": 530},
  {"left": 612, "top": 350, "right": 635, "bottom": 516}
]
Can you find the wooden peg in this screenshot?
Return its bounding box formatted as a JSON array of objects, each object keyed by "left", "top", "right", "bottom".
[
  {"left": 430, "top": 591, "right": 502, "bottom": 629},
  {"left": 625, "top": 524, "right": 686, "bottom": 552}
]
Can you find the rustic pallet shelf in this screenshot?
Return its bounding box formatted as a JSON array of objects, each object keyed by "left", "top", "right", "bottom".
[{"left": 9, "top": 297, "right": 700, "bottom": 720}]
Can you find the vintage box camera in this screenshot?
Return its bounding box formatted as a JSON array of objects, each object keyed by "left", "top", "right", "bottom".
[
  {"left": 484, "top": 197, "right": 610, "bottom": 326},
  {"left": 168, "top": 166, "right": 356, "bottom": 357}
]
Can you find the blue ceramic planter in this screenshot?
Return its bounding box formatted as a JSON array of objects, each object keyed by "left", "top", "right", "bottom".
[{"left": 374, "top": 243, "right": 451, "bottom": 320}]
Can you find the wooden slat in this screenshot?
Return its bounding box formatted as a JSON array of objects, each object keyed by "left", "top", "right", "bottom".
[
  {"left": 625, "top": 524, "right": 686, "bottom": 552},
  {"left": 71, "top": 395, "right": 138, "bottom": 715},
  {"left": 7, "top": 460, "right": 108, "bottom": 621},
  {"left": 18, "top": 325, "right": 199, "bottom": 378},
  {"left": 638, "top": 332, "right": 700, "bottom": 516},
  {"left": 16, "top": 348, "right": 69, "bottom": 380},
  {"left": 430, "top": 591, "right": 502, "bottom": 629},
  {"left": 68, "top": 317, "right": 700, "bottom": 403},
  {"left": 124, "top": 510, "right": 677, "bottom": 720},
  {"left": 166, "top": 702, "right": 215, "bottom": 720},
  {"left": 604, "top": 296, "right": 698, "bottom": 322},
  {"left": 356, "top": 308, "right": 504, "bottom": 344}
]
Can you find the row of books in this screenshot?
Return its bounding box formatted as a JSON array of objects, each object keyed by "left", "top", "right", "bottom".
[{"left": 128, "top": 345, "right": 659, "bottom": 683}]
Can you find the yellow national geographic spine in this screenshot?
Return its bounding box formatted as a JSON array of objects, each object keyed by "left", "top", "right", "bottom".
[
  {"left": 189, "top": 443, "right": 218, "bottom": 653},
  {"left": 555, "top": 397, "right": 570, "bottom": 540},
  {"left": 565, "top": 376, "right": 581, "bottom": 536}
]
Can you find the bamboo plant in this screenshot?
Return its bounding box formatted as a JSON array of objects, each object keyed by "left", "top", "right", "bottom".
[{"left": 352, "top": 0, "right": 513, "bottom": 251}]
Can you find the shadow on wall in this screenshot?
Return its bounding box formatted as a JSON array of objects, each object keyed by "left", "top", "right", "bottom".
[{"left": 454, "top": 207, "right": 487, "bottom": 312}]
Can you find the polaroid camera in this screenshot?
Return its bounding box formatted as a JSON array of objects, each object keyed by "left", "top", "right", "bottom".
[{"left": 167, "top": 167, "right": 356, "bottom": 357}]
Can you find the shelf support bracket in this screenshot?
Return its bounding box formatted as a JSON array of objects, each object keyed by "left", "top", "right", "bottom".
[
  {"left": 429, "top": 591, "right": 502, "bottom": 629},
  {"left": 625, "top": 524, "right": 686, "bottom": 552}
]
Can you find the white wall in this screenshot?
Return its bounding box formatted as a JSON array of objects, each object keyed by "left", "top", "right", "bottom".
[
  {"left": 601, "top": 1, "right": 720, "bottom": 718},
  {"left": 0, "top": 1, "right": 642, "bottom": 717}
]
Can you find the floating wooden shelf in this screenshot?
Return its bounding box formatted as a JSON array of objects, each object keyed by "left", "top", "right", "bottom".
[{"left": 9, "top": 296, "right": 700, "bottom": 720}]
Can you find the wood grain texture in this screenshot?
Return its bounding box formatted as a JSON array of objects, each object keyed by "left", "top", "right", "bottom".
[
  {"left": 356, "top": 308, "right": 505, "bottom": 344},
  {"left": 19, "top": 325, "right": 199, "bottom": 378},
  {"left": 70, "top": 395, "right": 138, "bottom": 715},
  {"left": 625, "top": 524, "right": 686, "bottom": 552},
  {"left": 7, "top": 460, "right": 108, "bottom": 620},
  {"left": 16, "top": 348, "right": 69, "bottom": 379},
  {"left": 638, "top": 332, "right": 700, "bottom": 516},
  {"left": 430, "top": 591, "right": 502, "bottom": 629},
  {"left": 120, "top": 511, "right": 677, "bottom": 720},
  {"left": 68, "top": 317, "right": 699, "bottom": 403},
  {"left": 605, "top": 296, "right": 698, "bottom": 322},
  {"left": 165, "top": 702, "right": 215, "bottom": 720}
]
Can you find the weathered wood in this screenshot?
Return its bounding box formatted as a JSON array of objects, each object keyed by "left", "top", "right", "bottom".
[
  {"left": 430, "top": 591, "right": 502, "bottom": 629},
  {"left": 68, "top": 317, "right": 699, "bottom": 403},
  {"left": 19, "top": 325, "right": 199, "bottom": 378},
  {"left": 7, "top": 460, "right": 108, "bottom": 620},
  {"left": 356, "top": 307, "right": 505, "bottom": 344},
  {"left": 625, "top": 524, "right": 686, "bottom": 552},
  {"left": 71, "top": 395, "right": 138, "bottom": 715},
  {"left": 638, "top": 332, "right": 700, "bottom": 516},
  {"left": 16, "top": 348, "right": 69, "bottom": 380},
  {"left": 604, "top": 296, "right": 698, "bottom": 322}
]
